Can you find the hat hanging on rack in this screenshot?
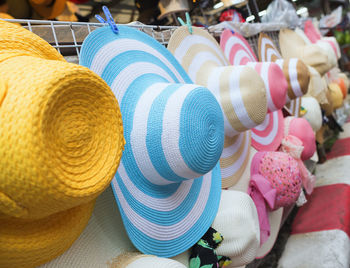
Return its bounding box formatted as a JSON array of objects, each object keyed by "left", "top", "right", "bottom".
[
  {"left": 0, "top": 20, "right": 124, "bottom": 267},
  {"left": 258, "top": 33, "right": 310, "bottom": 102},
  {"left": 29, "top": 0, "right": 67, "bottom": 19},
  {"left": 80, "top": 24, "right": 225, "bottom": 258},
  {"left": 220, "top": 29, "right": 287, "bottom": 152},
  {"left": 279, "top": 28, "right": 332, "bottom": 76},
  {"left": 158, "top": 0, "right": 190, "bottom": 20},
  {"left": 167, "top": 26, "right": 268, "bottom": 189},
  {"left": 258, "top": 32, "right": 311, "bottom": 118}
]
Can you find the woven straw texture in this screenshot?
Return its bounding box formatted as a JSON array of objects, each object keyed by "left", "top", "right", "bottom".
[
  {"left": 0, "top": 201, "right": 95, "bottom": 268},
  {"left": 0, "top": 55, "right": 124, "bottom": 220},
  {"left": 0, "top": 21, "right": 125, "bottom": 267},
  {"left": 0, "top": 20, "right": 64, "bottom": 62},
  {"left": 80, "top": 25, "right": 224, "bottom": 257},
  {"left": 220, "top": 29, "right": 285, "bottom": 152},
  {"left": 168, "top": 26, "right": 267, "bottom": 189}
]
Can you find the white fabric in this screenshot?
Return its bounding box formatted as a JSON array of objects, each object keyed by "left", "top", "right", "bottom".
[
  {"left": 127, "top": 256, "right": 186, "bottom": 268},
  {"left": 278, "top": 230, "right": 350, "bottom": 268},
  {"left": 212, "top": 190, "right": 260, "bottom": 267},
  {"left": 41, "top": 187, "right": 136, "bottom": 267}
]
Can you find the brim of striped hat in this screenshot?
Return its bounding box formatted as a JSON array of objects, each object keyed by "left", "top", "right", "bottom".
[
  {"left": 220, "top": 29, "right": 257, "bottom": 65},
  {"left": 251, "top": 110, "right": 284, "bottom": 151},
  {"left": 220, "top": 131, "right": 251, "bottom": 189},
  {"left": 258, "top": 33, "right": 310, "bottom": 103},
  {"left": 80, "top": 25, "right": 223, "bottom": 257},
  {"left": 258, "top": 33, "right": 282, "bottom": 62}
]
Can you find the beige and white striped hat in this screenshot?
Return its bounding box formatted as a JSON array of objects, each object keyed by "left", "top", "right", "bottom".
[{"left": 167, "top": 26, "right": 267, "bottom": 188}]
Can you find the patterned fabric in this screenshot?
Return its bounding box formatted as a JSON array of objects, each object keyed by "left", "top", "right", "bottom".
[{"left": 190, "top": 227, "right": 232, "bottom": 268}]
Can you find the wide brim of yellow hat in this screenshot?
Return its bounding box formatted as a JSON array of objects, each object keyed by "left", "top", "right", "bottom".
[
  {"left": 0, "top": 13, "right": 21, "bottom": 27},
  {"left": 0, "top": 200, "right": 95, "bottom": 268},
  {"left": 0, "top": 20, "right": 64, "bottom": 61},
  {"left": 29, "top": 0, "right": 67, "bottom": 19},
  {"left": 0, "top": 54, "right": 124, "bottom": 220}
]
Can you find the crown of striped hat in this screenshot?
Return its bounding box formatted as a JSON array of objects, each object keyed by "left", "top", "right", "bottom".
[
  {"left": 220, "top": 29, "right": 286, "bottom": 152},
  {"left": 80, "top": 25, "right": 224, "bottom": 257},
  {"left": 168, "top": 26, "right": 267, "bottom": 188}
]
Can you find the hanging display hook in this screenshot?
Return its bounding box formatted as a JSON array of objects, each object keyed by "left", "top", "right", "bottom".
[
  {"left": 95, "top": 6, "right": 119, "bottom": 34},
  {"left": 178, "top": 12, "right": 193, "bottom": 34}
]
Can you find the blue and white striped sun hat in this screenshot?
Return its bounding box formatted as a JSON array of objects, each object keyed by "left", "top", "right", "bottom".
[{"left": 80, "top": 26, "right": 225, "bottom": 257}]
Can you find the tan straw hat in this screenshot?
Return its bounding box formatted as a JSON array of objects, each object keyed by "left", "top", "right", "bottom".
[
  {"left": 168, "top": 26, "right": 267, "bottom": 189},
  {"left": 279, "top": 28, "right": 332, "bottom": 76}
]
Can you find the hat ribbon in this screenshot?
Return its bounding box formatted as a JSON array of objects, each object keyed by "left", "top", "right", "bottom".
[
  {"left": 248, "top": 174, "right": 276, "bottom": 245},
  {"left": 280, "top": 135, "right": 316, "bottom": 195}
]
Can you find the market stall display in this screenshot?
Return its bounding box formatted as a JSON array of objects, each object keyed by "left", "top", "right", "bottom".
[{"left": 0, "top": 2, "right": 349, "bottom": 267}]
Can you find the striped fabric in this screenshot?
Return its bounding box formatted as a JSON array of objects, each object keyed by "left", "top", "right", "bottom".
[
  {"left": 167, "top": 26, "right": 267, "bottom": 188},
  {"left": 80, "top": 25, "right": 225, "bottom": 257},
  {"left": 220, "top": 29, "right": 285, "bottom": 151},
  {"left": 258, "top": 33, "right": 310, "bottom": 118}
]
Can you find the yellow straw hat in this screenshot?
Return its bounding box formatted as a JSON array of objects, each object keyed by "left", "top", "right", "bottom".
[
  {"left": 0, "top": 201, "right": 95, "bottom": 268},
  {"left": 0, "top": 20, "right": 124, "bottom": 220},
  {"left": 0, "top": 20, "right": 64, "bottom": 62},
  {"left": 0, "top": 20, "right": 124, "bottom": 267}
]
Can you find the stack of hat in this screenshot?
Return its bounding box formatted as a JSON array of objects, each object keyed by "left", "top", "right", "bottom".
[{"left": 0, "top": 20, "right": 125, "bottom": 267}]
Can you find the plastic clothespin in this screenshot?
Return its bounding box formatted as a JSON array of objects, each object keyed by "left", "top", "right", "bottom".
[
  {"left": 178, "top": 12, "right": 193, "bottom": 34},
  {"left": 95, "top": 6, "right": 119, "bottom": 34},
  {"left": 230, "top": 29, "right": 235, "bottom": 34}
]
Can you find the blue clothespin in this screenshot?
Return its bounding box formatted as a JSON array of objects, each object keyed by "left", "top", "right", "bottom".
[
  {"left": 95, "top": 6, "right": 119, "bottom": 34},
  {"left": 230, "top": 29, "right": 235, "bottom": 34},
  {"left": 178, "top": 12, "right": 193, "bottom": 34}
]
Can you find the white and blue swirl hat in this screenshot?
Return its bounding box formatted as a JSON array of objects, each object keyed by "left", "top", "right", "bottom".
[{"left": 80, "top": 26, "right": 225, "bottom": 257}]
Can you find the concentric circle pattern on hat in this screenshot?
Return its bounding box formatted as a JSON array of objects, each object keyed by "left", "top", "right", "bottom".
[
  {"left": 80, "top": 25, "right": 224, "bottom": 257},
  {"left": 220, "top": 29, "right": 285, "bottom": 151},
  {"left": 258, "top": 33, "right": 282, "bottom": 62},
  {"left": 167, "top": 26, "right": 267, "bottom": 188},
  {"left": 0, "top": 55, "right": 124, "bottom": 219}
]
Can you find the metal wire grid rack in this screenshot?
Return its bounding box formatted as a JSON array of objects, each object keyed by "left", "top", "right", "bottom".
[{"left": 3, "top": 19, "right": 282, "bottom": 63}]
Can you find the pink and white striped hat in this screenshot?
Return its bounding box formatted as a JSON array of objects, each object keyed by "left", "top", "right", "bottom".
[{"left": 220, "top": 29, "right": 287, "bottom": 151}]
